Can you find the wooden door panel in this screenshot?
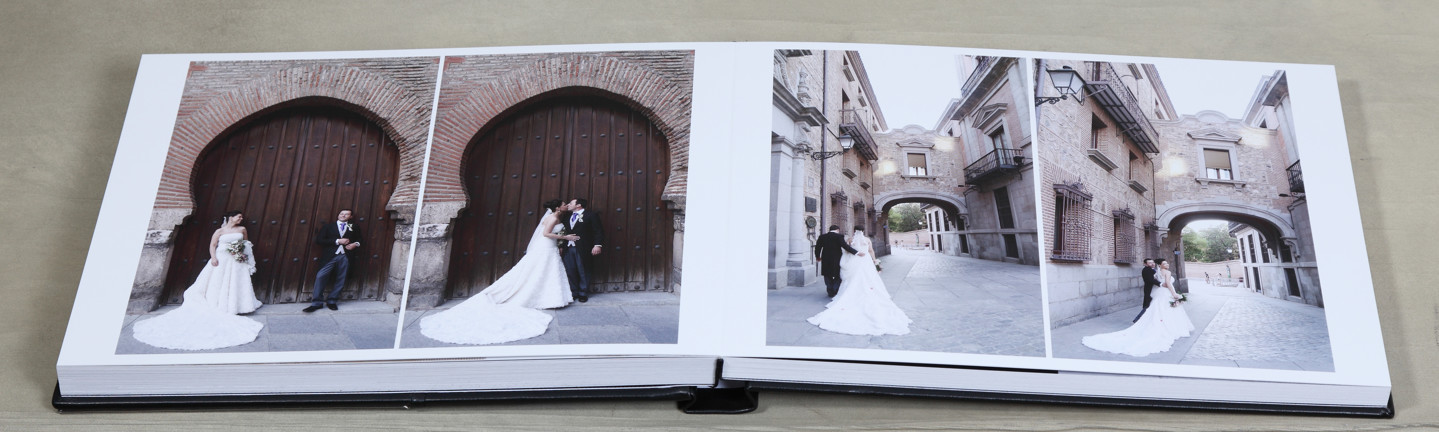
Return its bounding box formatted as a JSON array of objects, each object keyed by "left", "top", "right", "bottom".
[
  {"left": 446, "top": 94, "right": 672, "bottom": 301},
  {"left": 163, "top": 106, "right": 398, "bottom": 306}
]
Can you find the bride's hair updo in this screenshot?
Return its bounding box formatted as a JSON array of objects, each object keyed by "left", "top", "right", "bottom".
[
  {"left": 853, "top": 225, "right": 865, "bottom": 233},
  {"left": 543, "top": 199, "right": 564, "bottom": 212},
  {"left": 222, "top": 210, "right": 243, "bottom": 224}
]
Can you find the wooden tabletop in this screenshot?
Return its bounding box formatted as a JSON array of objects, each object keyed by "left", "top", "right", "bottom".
[{"left": 2, "top": 1, "right": 1433, "bottom": 430}]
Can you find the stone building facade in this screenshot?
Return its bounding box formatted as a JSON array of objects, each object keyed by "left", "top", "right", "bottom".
[
  {"left": 130, "top": 57, "right": 439, "bottom": 313},
  {"left": 922, "top": 205, "right": 959, "bottom": 253},
  {"left": 408, "top": 51, "right": 694, "bottom": 309},
  {"left": 934, "top": 56, "right": 1039, "bottom": 265},
  {"left": 1223, "top": 71, "right": 1320, "bottom": 306},
  {"left": 1039, "top": 59, "right": 1175, "bottom": 327},
  {"left": 769, "top": 50, "right": 887, "bottom": 289},
  {"left": 1041, "top": 61, "right": 1320, "bottom": 327},
  {"left": 870, "top": 124, "right": 964, "bottom": 257}
]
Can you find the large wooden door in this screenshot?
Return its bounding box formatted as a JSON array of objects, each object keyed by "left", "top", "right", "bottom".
[
  {"left": 163, "top": 105, "right": 399, "bottom": 305},
  {"left": 446, "top": 94, "right": 672, "bottom": 300}
]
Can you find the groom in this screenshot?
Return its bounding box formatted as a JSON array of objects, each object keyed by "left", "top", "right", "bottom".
[
  {"left": 560, "top": 198, "right": 603, "bottom": 303},
  {"left": 1131, "top": 258, "right": 1160, "bottom": 322},
  {"left": 814, "top": 225, "right": 862, "bottom": 298},
  {"left": 304, "top": 209, "right": 361, "bottom": 312}
]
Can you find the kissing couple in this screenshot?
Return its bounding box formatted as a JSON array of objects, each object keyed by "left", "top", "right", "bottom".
[{"left": 420, "top": 197, "right": 604, "bottom": 345}]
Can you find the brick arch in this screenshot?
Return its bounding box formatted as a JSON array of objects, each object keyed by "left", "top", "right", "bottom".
[
  {"left": 425, "top": 53, "right": 692, "bottom": 212},
  {"left": 154, "top": 63, "right": 433, "bottom": 220}
]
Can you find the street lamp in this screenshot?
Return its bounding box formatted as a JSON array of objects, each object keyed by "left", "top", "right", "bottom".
[
  {"left": 1035, "top": 66, "right": 1087, "bottom": 106},
  {"left": 810, "top": 133, "right": 855, "bottom": 160}
]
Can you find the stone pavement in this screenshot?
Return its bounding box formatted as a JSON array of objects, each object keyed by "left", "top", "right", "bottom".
[
  {"left": 1050, "top": 279, "right": 1333, "bottom": 371},
  {"left": 116, "top": 301, "right": 399, "bottom": 354},
  {"left": 767, "top": 248, "right": 1045, "bottom": 356},
  {"left": 400, "top": 291, "right": 680, "bottom": 348}
]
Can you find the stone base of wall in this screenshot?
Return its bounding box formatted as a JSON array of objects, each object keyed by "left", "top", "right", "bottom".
[{"left": 1047, "top": 263, "right": 1147, "bottom": 328}]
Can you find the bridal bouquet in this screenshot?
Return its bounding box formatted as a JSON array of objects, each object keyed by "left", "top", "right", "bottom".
[
  {"left": 225, "top": 239, "right": 248, "bottom": 264},
  {"left": 874, "top": 259, "right": 883, "bottom": 272},
  {"left": 1170, "top": 293, "right": 1188, "bottom": 307},
  {"left": 556, "top": 226, "right": 572, "bottom": 249}
]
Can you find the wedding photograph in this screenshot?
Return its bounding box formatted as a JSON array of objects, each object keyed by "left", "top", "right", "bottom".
[
  {"left": 398, "top": 50, "right": 694, "bottom": 347},
  {"left": 766, "top": 49, "right": 1045, "bottom": 356},
  {"left": 1035, "top": 58, "right": 1332, "bottom": 371},
  {"left": 115, "top": 57, "right": 440, "bottom": 354}
]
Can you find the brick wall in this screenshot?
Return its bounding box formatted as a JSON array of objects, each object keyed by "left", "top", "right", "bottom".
[
  {"left": 423, "top": 51, "right": 694, "bottom": 221},
  {"left": 155, "top": 57, "right": 440, "bottom": 221}
]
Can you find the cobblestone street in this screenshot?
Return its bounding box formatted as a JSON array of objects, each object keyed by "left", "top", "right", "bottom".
[
  {"left": 1050, "top": 279, "right": 1333, "bottom": 371},
  {"left": 767, "top": 248, "right": 1045, "bottom": 356},
  {"left": 400, "top": 291, "right": 680, "bottom": 348}
]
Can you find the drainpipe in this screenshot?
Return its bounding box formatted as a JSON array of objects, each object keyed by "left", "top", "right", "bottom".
[{"left": 819, "top": 50, "right": 829, "bottom": 231}]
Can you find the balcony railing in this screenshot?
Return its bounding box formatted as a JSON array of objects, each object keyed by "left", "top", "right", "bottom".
[
  {"left": 1287, "top": 160, "right": 1304, "bottom": 193},
  {"left": 838, "top": 108, "right": 879, "bottom": 161},
  {"left": 960, "top": 56, "right": 996, "bottom": 97},
  {"left": 1082, "top": 63, "right": 1159, "bottom": 154},
  {"left": 964, "top": 147, "right": 1027, "bottom": 185}
]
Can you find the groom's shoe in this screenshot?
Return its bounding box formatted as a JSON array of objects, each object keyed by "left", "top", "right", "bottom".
[
  {"left": 576, "top": 294, "right": 588, "bottom": 303},
  {"left": 326, "top": 303, "right": 338, "bottom": 311},
  {"left": 302, "top": 305, "right": 323, "bottom": 313}
]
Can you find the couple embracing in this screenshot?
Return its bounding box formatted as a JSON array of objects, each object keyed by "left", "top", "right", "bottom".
[
  {"left": 1082, "top": 258, "right": 1195, "bottom": 357},
  {"left": 806, "top": 225, "right": 911, "bottom": 336},
  {"left": 420, "top": 198, "right": 603, "bottom": 345}
]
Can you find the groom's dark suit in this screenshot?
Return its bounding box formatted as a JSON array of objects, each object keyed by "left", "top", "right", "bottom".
[
  {"left": 814, "top": 231, "right": 858, "bottom": 297},
  {"left": 311, "top": 220, "right": 361, "bottom": 307},
  {"left": 561, "top": 209, "right": 604, "bottom": 300},
  {"left": 1132, "top": 265, "right": 1161, "bottom": 322}
]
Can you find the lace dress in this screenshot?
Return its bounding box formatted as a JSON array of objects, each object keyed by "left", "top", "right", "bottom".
[{"left": 132, "top": 232, "right": 264, "bottom": 350}]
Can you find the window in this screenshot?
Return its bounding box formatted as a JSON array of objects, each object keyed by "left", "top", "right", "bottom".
[
  {"left": 995, "top": 186, "right": 1016, "bottom": 229},
  {"left": 937, "top": 236, "right": 944, "bottom": 252},
  {"left": 959, "top": 235, "right": 970, "bottom": 254},
  {"left": 1252, "top": 267, "right": 1263, "bottom": 292},
  {"left": 1051, "top": 183, "right": 1093, "bottom": 262},
  {"left": 1247, "top": 234, "right": 1258, "bottom": 264},
  {"left": 906, "top": 153, "right": 929, "bottom": 176},
  {"left": 1204, "top": 149, "right": 1233, "bottom": 180},
  {"left": 989, "top": 126, "right": 1010, "bottom": 151},
  {"left": 1128, "top": 151, "right": 1139, "bottom": 180},
  {"left": 1090, "top": 116, "right": 1107, "bottom": 150},
  {"left": 1285, "top": 268, "right": 1301, "bottom": 297},
  {"left": 1112, "top": 211, "right": 1136, "bottom": 264}
]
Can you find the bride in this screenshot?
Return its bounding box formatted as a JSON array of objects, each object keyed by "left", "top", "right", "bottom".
[
  {"left": 806, "top": 227, "right": 911, "bottom": 336},
  {"left": 1082, "top": 259, "right": 1194, "bottom": 356},
  {"left": 420, "top": 199, "right": 573, "bottom": 345},
  {"left": 133, "top": 210, "right": 264, "bottom": 350}
]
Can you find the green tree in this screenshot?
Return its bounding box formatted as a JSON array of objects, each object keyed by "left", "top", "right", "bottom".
[
  {"left": 887, "top": 203, "right": 926, "bottom": 232},
  {"left": 1180, "top": 227, "right": 1206, "bottom": 262},
  {"left": 1201, "top": 226, "right": 1238, "bottom": 262}
]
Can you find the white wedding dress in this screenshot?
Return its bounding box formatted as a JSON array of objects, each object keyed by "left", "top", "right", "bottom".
[
  {"left": 1081, "top": 271, "right": 1195, "bottom": 356},
  {"left": 420, "top": 210, "right": 570, "bottom": 345},
  {"left": 807, "top": 232, "right": 912, "bottom": 336},
  {"left": 132, "top": 232, "right": 264, "bottom": 350}
]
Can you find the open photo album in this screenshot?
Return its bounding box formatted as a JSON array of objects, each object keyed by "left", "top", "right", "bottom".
[{"left": 56, "top": 42, "right": 1391, "bottom": 416}]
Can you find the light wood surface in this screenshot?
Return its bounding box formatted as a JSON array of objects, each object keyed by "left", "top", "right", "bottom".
[{"left": 2, "top": 1, "right": 1434, "bottom": 430}]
